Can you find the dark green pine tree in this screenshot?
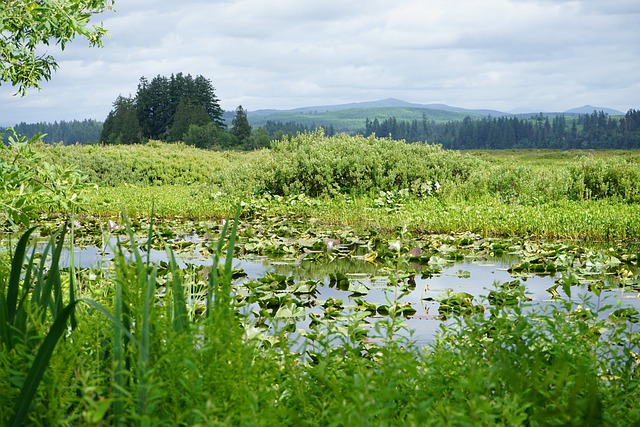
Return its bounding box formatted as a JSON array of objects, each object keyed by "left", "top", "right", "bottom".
[
  {"left": 135, "top": 75, "right": 172, "bottom": 140},
  {"left": 166, "top": 99, "right": 212, "bottom": 142},
  {"left": 135, "top": 73, "right": 225, "bottom": 140},
  {"left": 101, "top": 95, "right": 142, "bottom": 144},
  {"left": 231, "top": 105, "right": 252, "bottom": 147}
]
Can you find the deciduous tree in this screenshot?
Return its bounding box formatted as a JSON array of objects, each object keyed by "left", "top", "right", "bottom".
[
  {"left": 0, "top": 0, "right": 113, "bottom": 95},
  {"left": 0, "top": 0, "right": 113, "bottom": 227}
]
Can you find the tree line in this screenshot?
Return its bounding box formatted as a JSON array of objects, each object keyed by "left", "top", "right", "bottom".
[
  {"left": 6, "top": 84, "right": 640, "bottom": 150},
  {"left": 101, "top": 73, "right": 269, "bottom": 150},
  {"left": 1, "top": 119, "right": 102, "bottom": 144},
  {"left": 263, "top": 121, "right": 336, "bottom": 139},
  {"left": 363, "top": 109, "right": 640, "bottom": 149}
]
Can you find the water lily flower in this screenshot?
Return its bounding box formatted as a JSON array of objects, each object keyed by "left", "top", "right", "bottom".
[{"left": 389, "top": 241, "right": 401, "bottom": 252}]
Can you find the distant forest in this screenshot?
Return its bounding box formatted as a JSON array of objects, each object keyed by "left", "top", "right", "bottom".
[
  {"left": 265, "top": 109, "right": 640, "bottom": 150},
  {"left": 363, "top": 110, "right": 640, "bottom": 149},
  {"left": 1, "top": 119, "right": 102, "bottom": 144},
  {"left": 3, "top": 109, "right": 640, "bottom": 150}
]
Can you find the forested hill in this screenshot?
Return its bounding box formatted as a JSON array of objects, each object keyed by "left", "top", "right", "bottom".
[
  {"left": 1, "top": 119, "right": 102, "bottom": 144},
  {"left": 242, "top": 106, "right": 481, "bottom": 133}
]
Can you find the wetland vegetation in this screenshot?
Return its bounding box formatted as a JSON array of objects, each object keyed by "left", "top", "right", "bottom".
[{"left": 2, "top": 132, "right": 640, "bottom": 425}]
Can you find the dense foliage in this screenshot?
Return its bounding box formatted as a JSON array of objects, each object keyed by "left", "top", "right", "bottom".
[
  {"left": 0, "top": 131, "right": 90, "bottom": 227},
  {"left": 101, "top": 73, "right": 225, "bottom": 144},
  {"left": 0, "top": 0, "right": 113, "bottom": 95},
  {"left": 262, "top": 132, "right": 474, "bottom": 196},
  {"left": 0, "top": 0, "right": 112, "bottom": 227},
  {"left": 1, "top": 215, "right": 638, "bottom": 424},
  {"left": 364, "top": 109, "right": 640, "bottom": 150},
  {"left": 29, "top": 133, "right": 640, "bottom": 205}
]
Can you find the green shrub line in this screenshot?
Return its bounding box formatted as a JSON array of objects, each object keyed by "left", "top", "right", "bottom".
[
  {"left": 3, "top": 133, "right": 640, "bottom": 240},
  {"left": 18, "top": 133, "right": 640, "bottom": 202}
]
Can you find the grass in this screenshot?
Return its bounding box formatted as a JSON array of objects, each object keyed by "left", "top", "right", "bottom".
[{"left": 79, "top": 187, "right": 640, "bottom": 241}]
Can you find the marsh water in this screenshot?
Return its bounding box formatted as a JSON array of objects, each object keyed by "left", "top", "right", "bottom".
[{"left": 46, "top": 234, "right": 640, "bottom": 347}]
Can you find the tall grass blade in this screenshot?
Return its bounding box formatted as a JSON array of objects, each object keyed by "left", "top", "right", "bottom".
[
  {"left": 121, "top": 210, "right": 143, "bottom": 266},
  {"left": 167, "top": 247, "right": 189, "bottom": 332},
  {"left": 113, "top": 257, "right": 126, "bottom": 426},
  {"left": 0, "top": 290, "right": 8, "bottom": 353},
  {"left": 138, "top": 264, "right": 158, "bottom": 418},
  {"left": 38, "top": 226, "right": 67, "bottom": 322},
  {"left": 8, "top": 301, "right": 78, "bottom": 427},
  {"left": 146, "top": 202, "right": 155, "bottom": 267},
  {"left": 68, "top": 213, "right": 77, "bottom": 329},
  {"left": 138, "top": 208, "right": 157, "bottom": 418},
  {"left": 208, "top": 217, "right": 230, "bottom": 316},
  {"left": 219, "top": 206, "right": 241, "bottom": 315},
  {"left": 1, "top": 227, "right": 37, "bottom": 349},
  {"left": 31, "top": 235, "right": 53, "bottom": 307},
  {"left": 6, "top": 226, "right": 37, "bottom": 324}
]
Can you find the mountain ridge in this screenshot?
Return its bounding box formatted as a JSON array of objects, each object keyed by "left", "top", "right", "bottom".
[{"left": 244, "top": 98, "right": 625, "bottom": 118}]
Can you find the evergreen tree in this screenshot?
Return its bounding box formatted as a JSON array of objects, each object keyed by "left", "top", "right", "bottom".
[
  {"left": 135, "top": 75, "right": 171, "bottom": 139},
  {"left": 231, "top": 105, "right": 252, "bottom": 147},
  {"left": 134, "top": 73, "right": 224, "bottom": 140},
  {"left": 166, "top": 99, "right": 212, "bottom": 142},
  {"left": 101, "top": 95, "right": 142, "bottom": 144}
]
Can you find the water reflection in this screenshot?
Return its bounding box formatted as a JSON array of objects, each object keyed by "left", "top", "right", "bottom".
[{"left": 22, "top": 239, "right": 640, "bottom": 346}]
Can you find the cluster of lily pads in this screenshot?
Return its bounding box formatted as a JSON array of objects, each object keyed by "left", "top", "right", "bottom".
[{"left": 45, "top": 211, "right": 639, "bottom": 350}]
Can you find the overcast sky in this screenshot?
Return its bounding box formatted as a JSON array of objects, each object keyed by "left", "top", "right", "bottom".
[{"left": 1, "top": 0, "right": 639, "bottom": 126}]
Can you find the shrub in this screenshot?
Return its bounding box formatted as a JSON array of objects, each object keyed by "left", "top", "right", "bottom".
[
  {"left": 259, "top": 131, "right": 481, "bottom": 196},
  {"left": 568, "top": 155, "right": 640, "bottom": 202}
]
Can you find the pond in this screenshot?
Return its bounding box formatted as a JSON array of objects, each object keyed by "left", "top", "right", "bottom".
[{"left": 47, "top": 230, "right": 640, "bottom": 347}]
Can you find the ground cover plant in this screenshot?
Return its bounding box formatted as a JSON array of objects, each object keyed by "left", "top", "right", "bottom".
[{"left": 1, "top": 132, "right": 640, "bottom": 425}]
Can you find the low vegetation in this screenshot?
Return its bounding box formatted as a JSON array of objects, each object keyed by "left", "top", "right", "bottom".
[
  {"left": 2, "top": 132, "right": 640, "bottom": 425},
  {"left": 10, "top": 132, "right": 639, "bottom": 240}
]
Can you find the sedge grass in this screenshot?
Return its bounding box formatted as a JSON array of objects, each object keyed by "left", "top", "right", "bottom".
[{"left": 0, "top": 226, "right": 81, "bottom": 426}]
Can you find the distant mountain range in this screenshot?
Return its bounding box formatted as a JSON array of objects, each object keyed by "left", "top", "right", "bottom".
[
  {"left": 562, "top": 105, "right": 625, "bottom": 115},
  {"left": 244, "top": 98, "right": 624, "bottom": 117},
  {"left": 229, "top": 98, "right": 626, "bottom": 132}
]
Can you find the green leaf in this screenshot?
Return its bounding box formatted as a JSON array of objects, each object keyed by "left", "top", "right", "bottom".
[{"left": 9, "top": 301, "right": 78, "bottom": 427}]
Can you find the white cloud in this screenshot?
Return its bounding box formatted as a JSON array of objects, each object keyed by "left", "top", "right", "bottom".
[{"left": 1, "top": 0, "right": 638, "bottom": 125}]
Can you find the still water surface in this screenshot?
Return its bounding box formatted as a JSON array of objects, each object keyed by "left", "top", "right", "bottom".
[{"left": 52, "top": 240, "right": 638, "bottom": 346}]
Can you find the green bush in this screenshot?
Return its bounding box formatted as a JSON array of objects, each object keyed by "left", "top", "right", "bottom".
[
  {"left": 259, "top": 131, "right": 480, "bottom": 196},
  {"left": 183, "top": 122, "right": 234, "bottom": 149},
  {"left": 455, "top": 163, "right": 572, "bottom": 203},
  {"left": 43, "top": 141, "right": 235, "bottom": 187},
  {"left": 568, "top": 155, "right": 640, "bottom": 201}
]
